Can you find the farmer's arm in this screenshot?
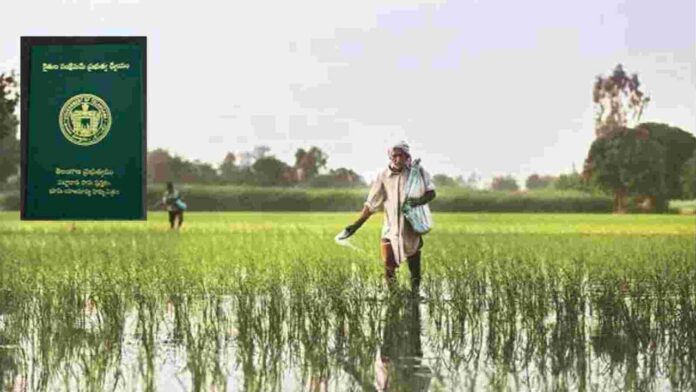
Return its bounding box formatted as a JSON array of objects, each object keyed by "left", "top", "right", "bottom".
[
  {"left": 345, "top": 174, "right": 384, "bottom": 235},
  {"left": 351, "top": 205, "right": 373, "bottom": 227},
  {"left": 343, "top": 205, "right": 373, "bottom": 238}
]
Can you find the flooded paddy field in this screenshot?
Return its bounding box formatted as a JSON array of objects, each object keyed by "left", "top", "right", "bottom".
[{"left": 0, "top": 212, "right": 694, "bottom": 391}]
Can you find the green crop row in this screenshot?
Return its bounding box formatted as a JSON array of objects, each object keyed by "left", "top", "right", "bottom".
[{"left": 1, "top": 212, "right": 692, "bottom": 294}]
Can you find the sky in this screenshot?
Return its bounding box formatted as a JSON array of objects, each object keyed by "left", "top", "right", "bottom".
[{"left": 1, "top": 0, "right": 694, "bottom": 187}]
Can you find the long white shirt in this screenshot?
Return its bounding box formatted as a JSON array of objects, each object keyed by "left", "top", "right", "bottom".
[{"left": 364, "top": 165, "right": 435, "bottom": 265}]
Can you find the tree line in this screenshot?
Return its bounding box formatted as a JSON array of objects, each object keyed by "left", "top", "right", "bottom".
[{"left": 147, "top": 146, "right": 365, "bottom": 188}]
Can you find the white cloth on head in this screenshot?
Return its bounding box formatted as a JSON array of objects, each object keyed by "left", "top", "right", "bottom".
[{"left": 388, "top": 141, "right": 410, "bottom": 157}]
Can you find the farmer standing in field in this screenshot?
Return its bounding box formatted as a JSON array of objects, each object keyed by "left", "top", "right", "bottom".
[
  {"left": 158, "top": 182, "right": 186, "bottom": 230},
  {"left": 342, "top": 141, "right": 436, "bottom": 292}
]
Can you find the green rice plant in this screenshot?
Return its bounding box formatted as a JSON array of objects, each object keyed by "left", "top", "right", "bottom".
[{"left": 0, "top": 212, "right": 694, "bottom": 391}]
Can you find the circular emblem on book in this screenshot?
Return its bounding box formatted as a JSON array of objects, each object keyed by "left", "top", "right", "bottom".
[{"left": 59, "top": 94, "right": 112, "bottom": 146}]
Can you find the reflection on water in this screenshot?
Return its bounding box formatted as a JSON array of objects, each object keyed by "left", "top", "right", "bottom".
[
  {"left": 1, "top": 279, "right": 694, "bottom": 391},
  {"left": 375, "top": 295, "right": 430, "bottom": 392}
]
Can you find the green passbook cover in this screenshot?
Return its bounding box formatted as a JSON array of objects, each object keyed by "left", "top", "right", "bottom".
[{"left": 21, "top": 37, "right": 146, "bottom": 220}]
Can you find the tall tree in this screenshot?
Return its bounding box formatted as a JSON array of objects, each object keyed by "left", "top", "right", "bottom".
[
  {"left": 593, "top": 64, "right": 650, "bottom": 138},
  {"left": 0, "top": 72, "right": 20, "bottom": 183}
]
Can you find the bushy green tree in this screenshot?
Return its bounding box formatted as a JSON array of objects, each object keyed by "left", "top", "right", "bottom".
[{"left": 583, "top": 127, "right": 666, "bottom": 212}]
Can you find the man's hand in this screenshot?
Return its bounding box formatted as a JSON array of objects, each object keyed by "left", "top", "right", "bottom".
[
  {"left": 405, "top": 197, "right": 424, "bottom": 207},
  {"left": 338, "top": 206, "right": 373, "bottom": 240},
  {"left": 406, "top": 190, "right": 436, "bottom": 208},
  {"left": 338, "top": 223, "right": 361, "bottom": 240},
  {"left": 344, "top": 223, "right": 360, "bottom": 237}
]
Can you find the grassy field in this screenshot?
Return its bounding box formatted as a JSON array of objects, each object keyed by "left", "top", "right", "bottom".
[{"left": 0, "top": 212, "right": 694, "bottom": 391}]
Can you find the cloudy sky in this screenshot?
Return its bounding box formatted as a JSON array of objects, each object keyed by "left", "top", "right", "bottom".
[{"left": 1, "top": 0, "right": 694, "bottom": 186}]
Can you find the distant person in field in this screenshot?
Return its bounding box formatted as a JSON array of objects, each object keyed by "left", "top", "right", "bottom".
[
  {"left": 160, "top": 182, "right": 185, "bottom": 230},
  {"left": 343, "top": 141, "right": 436, "bottom": 292}
]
